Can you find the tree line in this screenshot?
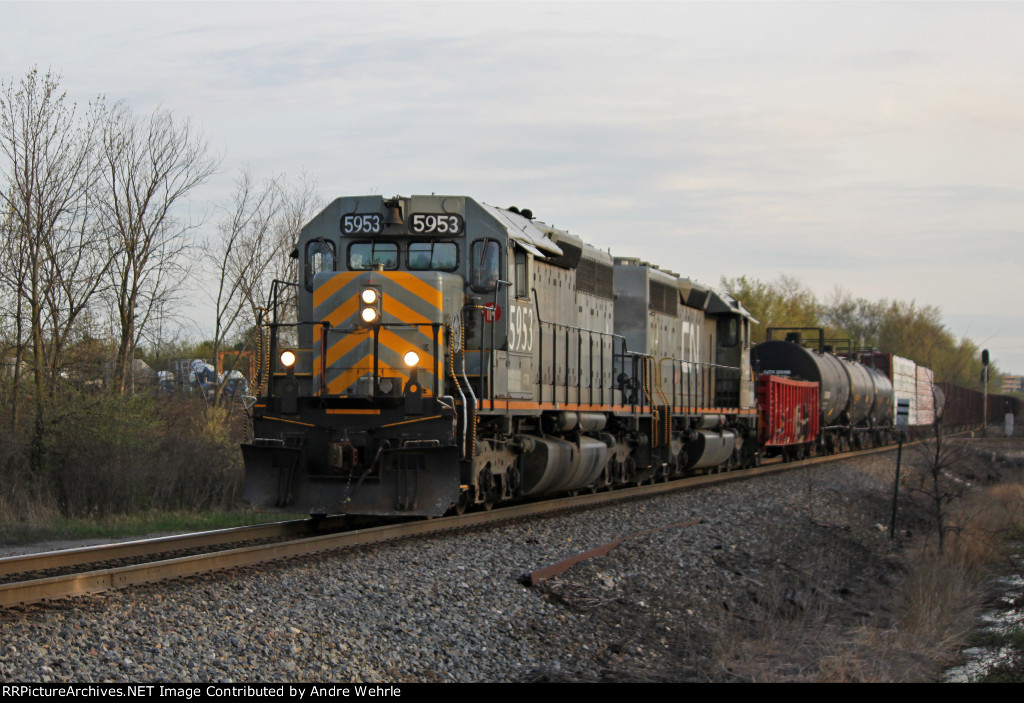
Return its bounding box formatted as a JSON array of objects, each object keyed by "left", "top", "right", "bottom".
[
  {"left": 0, "top": 68, "right": 321, "bottom": 518},
  {"left": 721, "top": 274, "right": 1000, "bottom": 390}
]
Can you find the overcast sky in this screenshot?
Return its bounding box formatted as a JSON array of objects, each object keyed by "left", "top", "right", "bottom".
[{"left": 4, "top": 1, "right": 1023, "bottom": 374}]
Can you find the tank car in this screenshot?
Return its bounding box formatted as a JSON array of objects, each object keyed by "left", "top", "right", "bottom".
[
  {"left": 750, "top": 330, "right": 894, "bottom": 452},
  {"left": 242, "top": 195, "right": 759, "bottom": 517}
]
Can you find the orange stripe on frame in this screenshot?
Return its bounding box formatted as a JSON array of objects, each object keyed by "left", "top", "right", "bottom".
[
  {"left": 478, "top": 400, "right": 755, "bottom": 415},
  {"left": 378, "top": 327, "right": 436, "bottom": 368},
  {"left": 324, "top": 330, "right": 373, "bottom": 368}
]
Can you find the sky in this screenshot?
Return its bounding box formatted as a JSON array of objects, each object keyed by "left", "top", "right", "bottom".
[{"left": 2, "top": 1, "right": 1023, "bottom": 374}]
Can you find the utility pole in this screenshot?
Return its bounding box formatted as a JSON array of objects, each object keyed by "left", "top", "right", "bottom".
[{"left": 982, "top": 349, "right": 990, "bottom": 437}]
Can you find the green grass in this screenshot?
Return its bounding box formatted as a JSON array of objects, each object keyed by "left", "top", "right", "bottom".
[{"left": 0, "top": 510, "right": 307, "bottom": 546}]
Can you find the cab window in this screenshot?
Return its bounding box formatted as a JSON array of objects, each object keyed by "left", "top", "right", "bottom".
[
  {"left": 408, "top": 241, "right": 458, "bottom": 271},
  {"left": 305, "top": 239, "right": 335, "bottom": 290},
  {"left": 349, "top": 241, "right": 399, "bottom": 270},
  {"left": 718, "top": 317, "right": 739, "bottom": 347},
  {"left": 470, "top": 239, "right": 500, "bottom": 292},
  {"left": 514, "top": 248, "right": 528, "bottom": 299}
]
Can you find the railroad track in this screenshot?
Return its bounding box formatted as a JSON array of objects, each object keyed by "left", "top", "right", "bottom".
[{"left": 0, "top": 441, "right": 912, "bottom": 609}]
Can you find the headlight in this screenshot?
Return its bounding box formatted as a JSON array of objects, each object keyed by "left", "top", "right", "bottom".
[
  {"left": 359, "top": 287, "right": 382, "bottom": 325},
  {"left": 403, "top": 350, "right": 420, "bottom": 367},
  {"left": 280, "top": 350, "right": 297, "bottom": 368}
]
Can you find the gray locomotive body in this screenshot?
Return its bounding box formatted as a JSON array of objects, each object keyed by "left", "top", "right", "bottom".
[{"left": 243, "top": 195, "right": 758, "bottom": 517}]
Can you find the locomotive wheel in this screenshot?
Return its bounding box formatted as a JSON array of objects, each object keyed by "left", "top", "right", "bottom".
[{"left": 452, "top": 491, "right": 471, "bottom": 516}]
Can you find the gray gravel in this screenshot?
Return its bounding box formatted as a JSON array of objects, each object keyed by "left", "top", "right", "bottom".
[{"left": 0, "top": 454, "right": 908, "bottom": 682}]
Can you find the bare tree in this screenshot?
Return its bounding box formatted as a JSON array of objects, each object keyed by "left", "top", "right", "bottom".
[
  {"left": 250, "top": 169, "right": 323, "bottom": 327},
  {"left": 38, "top": 161, "right": 113, "bottom": 387},
  {"left": 204, "top": 169, "right": 322, "bottom": 402},
  {"left": 206, "top": 167, "right": 284, "bottom": 403},
  {"left": 100, "top": 102, "right": 219, "bottom": 393},
  {"left": 0, "top": 68, "right": 104, "bottom": 451},
  {"left": 904, "top": 424, "right": 971, "bottom": 554},
  {"left": 0, "top": 206, "right": 28, "bottom": 425}
]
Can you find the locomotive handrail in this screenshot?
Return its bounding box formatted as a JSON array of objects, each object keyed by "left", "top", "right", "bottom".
[
  {"left": 261, "top": 318, "right": 331, "bottom": 398},
  {"left": 540, "top": 321, "right": 629, "bottom": 406},
  {"left": 491, "top": 280, "right": 511, "bottom": 403},
  {"left": 266, "top": 279, "right": 299, "bottom": 326},
  {"left": 459, "top": 304, "right": 481, "bottom": 458},
  {"left": 622, "top": 350, "right": 652, "bottom": 414},
  {"left": 253, "top": 279, "right": 299, "bottom": 394}
]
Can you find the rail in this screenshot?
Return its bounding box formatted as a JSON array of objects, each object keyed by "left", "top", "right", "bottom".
[{"left": 0, "top": 444, "right": 909, "bottom": 608}]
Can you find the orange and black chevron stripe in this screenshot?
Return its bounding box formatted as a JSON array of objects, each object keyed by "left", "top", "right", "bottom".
[{"left": 312, "top": 271, "right": 449, "bottom": 396}]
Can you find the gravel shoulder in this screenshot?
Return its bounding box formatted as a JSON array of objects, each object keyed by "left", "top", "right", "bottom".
[{"left": 0, "top": 447, "right": 1008, "bottom": 682}]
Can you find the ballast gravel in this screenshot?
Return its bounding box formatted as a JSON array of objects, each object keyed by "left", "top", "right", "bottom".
[{"left": 0, "top": 453, "right": 922, "bottom": 682}]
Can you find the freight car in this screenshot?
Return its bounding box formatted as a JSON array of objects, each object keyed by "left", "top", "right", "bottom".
[
  {"left": 750, "top": 330, "right": 895, "bottom": 453},
  {"left": 859, "top": 351, "right": 936, "bottom": 428},
  {"left": 750, "top": 332, "right": 1018, "bottom": 450},
  {"left": 936, "top": 382, "right": 1021, "bottom": 431},
  {"left": 242, "top": 195, "right": 759, "bottom": 517},
  {"left": 756, "top": 374, "right": 819, "bottom": 461}
]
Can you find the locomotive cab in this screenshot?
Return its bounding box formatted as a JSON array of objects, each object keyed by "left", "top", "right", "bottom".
[{"left": 245, "top": 196, "right": 481, "bottom": 516}]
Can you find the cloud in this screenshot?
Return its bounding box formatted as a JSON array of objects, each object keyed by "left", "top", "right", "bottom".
[{"left": 3, "top": 1, "right": 1024, "bottom": 371}]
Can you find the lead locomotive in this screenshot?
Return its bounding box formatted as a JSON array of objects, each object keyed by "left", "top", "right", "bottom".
[{"left": 242, "top": 195, "right": 759, "bottom": 516}]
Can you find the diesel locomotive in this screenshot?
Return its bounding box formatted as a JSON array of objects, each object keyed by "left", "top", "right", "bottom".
[{"left": 242, "top": 195, "right": 760, "bottom": 517}]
